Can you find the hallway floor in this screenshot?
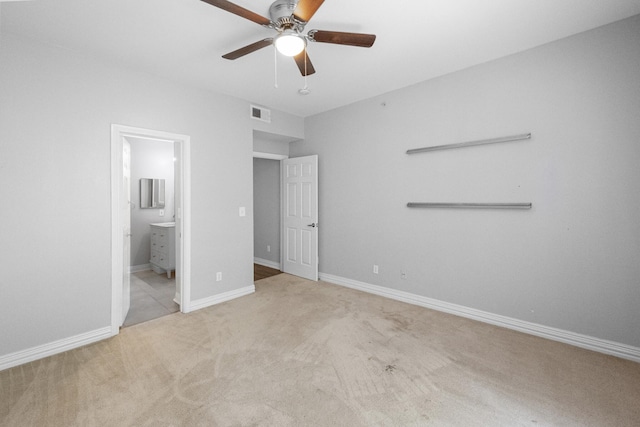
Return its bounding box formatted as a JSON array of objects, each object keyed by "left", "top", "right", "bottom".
[
  {"left": 254, "top": 263, "right": 282, "bottom": 281},
  {"left": 123, "top": 270, "right": 179, "bottom": 327}
]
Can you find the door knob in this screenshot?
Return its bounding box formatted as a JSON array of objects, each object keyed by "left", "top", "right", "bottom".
[{"left": 307, "top": 223, "right": 318, "bottom": 228}]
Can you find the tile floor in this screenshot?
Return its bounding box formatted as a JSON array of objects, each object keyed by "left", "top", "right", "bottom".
[
  {"left": 123, "top": 270, "right": 180, "bottom": 327},
  {"left": 123, "top": 264, "right": 280, "bottom": 328}
]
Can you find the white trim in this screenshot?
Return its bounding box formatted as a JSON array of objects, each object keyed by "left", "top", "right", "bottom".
[
  {"left": 254, "top": 257, "right": 281, "bottom": 270},
  {"left": 129, "top": 263, "right": 151, "bottom": 273},
  {"left": 177, "top": 133, "right": 192, "bottom": 313},
  {"left": 111, "top": 125, "right": 124, "bottom": 335},
  {"left": 0, "top": 327, "right": 112, "bottom": 371},
  {"left": 320, "top": 273, "right": 640, "bottom": 363},
  {"left": 253, "top": 151, "right": 288, "bottom": 160},
  {"left": 189, "top": 285, "right": 256, "bottom": 312}
]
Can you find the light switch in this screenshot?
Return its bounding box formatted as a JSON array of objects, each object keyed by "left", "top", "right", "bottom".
[
  {"left": 159, "top": 209, "right": 164, "bottom": 216},
  {"left": 239, "top": 207, "right": 246, "bottom": 217}
]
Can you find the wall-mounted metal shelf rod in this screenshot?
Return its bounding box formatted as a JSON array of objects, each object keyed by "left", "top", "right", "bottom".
[
  {"left": 407, "top": 202, "right": 532, "bottom": 209},
  {"left": 406, "top": 133, "right": 531, "bottom": 155}
]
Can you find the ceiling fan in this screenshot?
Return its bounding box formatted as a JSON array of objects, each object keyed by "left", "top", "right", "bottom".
[{"left": 201, "top": 0, "right": 376, "bottom": 76}]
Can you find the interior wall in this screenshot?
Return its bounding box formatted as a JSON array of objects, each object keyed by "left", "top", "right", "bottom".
[
  {"left": 0, "top": 33, "right": 254, "bottom": 358},
  {"left": 252, "top": 109, "right": 304, "bottom": 141},
  {"left": 253, "top": 135, "right": 291, "bottom": 156},
  {"left": 129, "top": 138, "right": 175, "bottom": 268},
  {"left": 290, "top": 15, "right": 640, "bottom": 348},
  {"left": 253, "top": 158, "right": 281, "bottom": 265}
]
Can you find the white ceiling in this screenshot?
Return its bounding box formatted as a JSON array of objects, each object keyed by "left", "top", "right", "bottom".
[{"left": 2, "top": 0, "right": 640, "bottom": 117}]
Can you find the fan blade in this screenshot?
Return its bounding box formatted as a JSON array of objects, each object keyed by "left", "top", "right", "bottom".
[
  {"left": 222, "top": 38, "right": 273, "bottom": 60},
  {"left": 309, "top": 30, "right": 376, "bottom": 47},
  {"left": 293, "top": 50, "right": 316, "bottom": 76},
  {"left": 201, "top": 0, "right": 272, "bottom": 26},
  {"left": 292, "top": 0, "right": 324, "bottom": 23}
]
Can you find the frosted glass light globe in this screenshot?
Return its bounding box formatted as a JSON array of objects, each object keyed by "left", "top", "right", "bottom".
[{"left": 275, "top": 33, "right": 305, "bottom": 56}]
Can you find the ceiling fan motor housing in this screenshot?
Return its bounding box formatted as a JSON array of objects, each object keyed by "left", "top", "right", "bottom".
[{"left": 269, "top": 0, "right": 304, "bottom": 31}]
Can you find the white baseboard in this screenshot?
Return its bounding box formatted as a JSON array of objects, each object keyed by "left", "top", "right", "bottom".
[
  {"left": 129, "top": 263, "right": 151, "bottom": 273},
  {"left": 254, "top": 257, "right": 280, "bottom": 270},
  {"left": 320, "top": 273, "right": 640, "bottom": 363},
  {"left": 2, "top": 285, "right": 255, "bottom": 370},
  {"left": 0, "top": 327, "right": 112, "bottom": 372},
  {"left": 189, "top": 285, "right": 256, "bottom": 312}
]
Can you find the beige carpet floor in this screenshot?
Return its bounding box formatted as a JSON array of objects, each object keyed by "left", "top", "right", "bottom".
[{"left": 2, "top": 273, "right": 639, "bottom": 426}]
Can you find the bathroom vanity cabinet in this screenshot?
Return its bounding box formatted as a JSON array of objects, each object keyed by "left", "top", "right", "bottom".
[{"left": 150, "top": 222, "right": 175, "bottom": 278}]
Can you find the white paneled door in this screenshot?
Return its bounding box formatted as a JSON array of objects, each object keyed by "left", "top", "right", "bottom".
[{"left": 282, "top": 155, "right": 318, "bottom": 281}]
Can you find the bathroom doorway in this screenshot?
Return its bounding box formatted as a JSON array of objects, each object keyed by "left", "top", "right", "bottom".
[
  {"left": 124, "top": 137, "right": 178, "bottom": 326},
  {"left": 111, "top": 125, "right": 191, "bottom": 335}
]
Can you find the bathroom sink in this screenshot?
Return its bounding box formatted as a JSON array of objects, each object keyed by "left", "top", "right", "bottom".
[{"left": 150, "top": 222, "right": 175, "bottom": 227}]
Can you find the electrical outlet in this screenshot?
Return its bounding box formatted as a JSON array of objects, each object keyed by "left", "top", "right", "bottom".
[
  {"left": 159, "top": 209, "right": 164, "bottom": 216},
  {"left": 373, "top": 264, "right": 379, "bottom": 274},
  {"left": 216, "top": 272, "right": 222, "bottom": 281},
  {"left": 267, "top": 245, "right": 271, "bottom": 252},
  {"left": 401, "top": 271, "right": 407, "bottom": 280},
  {"left": 239, "top": 207, "right": 246, "bottom": 217}
]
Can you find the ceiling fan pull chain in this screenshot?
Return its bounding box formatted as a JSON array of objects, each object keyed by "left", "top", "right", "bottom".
[
  {"left": 274, "top": 45, "right": 279, "bottom": 88},
  {"left": 304, "top": 49, "right": 308, "bottom": 85}
]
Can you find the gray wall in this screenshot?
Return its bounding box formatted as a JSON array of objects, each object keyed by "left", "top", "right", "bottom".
[
  {"left": 0, "top": 33, "right": 255, "bottom": 357},
  {"left": 253, "top": 158, "right": 281, "bottom": 265},
  {"left": 253, "top": 136, "right": 291, "bottom": 156},
  {"left": 129, "top": 138, "right": 175, "bottom": 268},
  {"left": 290, "top": 16, "right": 640, "bottom": 348},
  {"left": 252, "top": 110, "right": 304, "bottom": 141}
]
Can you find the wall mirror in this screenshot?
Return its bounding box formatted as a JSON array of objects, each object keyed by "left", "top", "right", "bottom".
[{"left": 140, "top": 178, "right": 165, "bottom": 209}]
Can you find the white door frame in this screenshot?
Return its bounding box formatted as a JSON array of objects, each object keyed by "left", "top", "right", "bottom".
[
  {"left": 111, "top": 124, "right": 192, "bottom": 335},
  {"left": 121, "top": 138, "right": 132, "bottom": 324},
  {"left": 253, "top": 151, "right": 288, "bottom": 161}
]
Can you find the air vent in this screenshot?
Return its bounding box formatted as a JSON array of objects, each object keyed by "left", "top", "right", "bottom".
[{"left": 250, "top": 104, "right": 271, "bottom": 123}]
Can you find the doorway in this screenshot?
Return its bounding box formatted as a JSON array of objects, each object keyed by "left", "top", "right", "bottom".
[
  {"left": 253, "top": 153, "right": 285, "bottom": 277},
  {"left": 124, "top": 137, "right": 178, "bottom": 326},
  {"left": 252, "top": 151, "right": 319, "bottom": 282},
  {"left": 111, "top": 125, "right": 191, "bottom": 336}
]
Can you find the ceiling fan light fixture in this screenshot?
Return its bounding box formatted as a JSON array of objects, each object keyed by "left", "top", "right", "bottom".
[
  {"left": 205, "top": 0, "right": 376, "bottom": 78},
  {"left": 275, "top": 31, "right": 305, "bottom": 56}
]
